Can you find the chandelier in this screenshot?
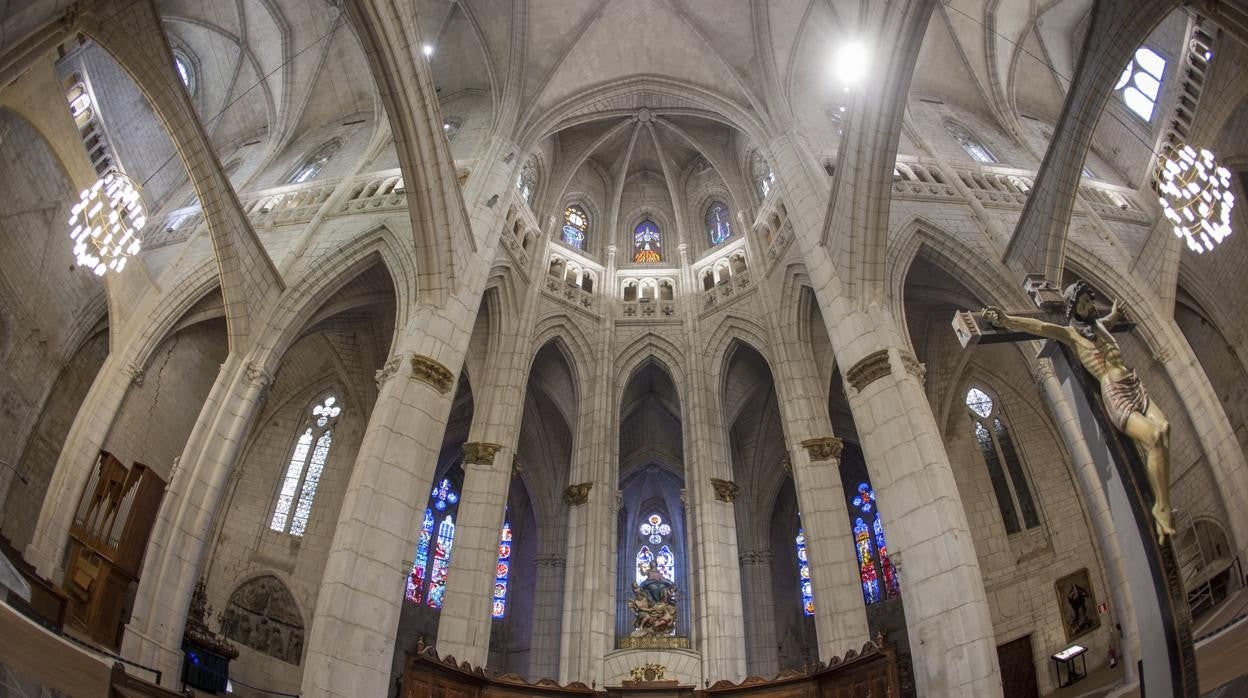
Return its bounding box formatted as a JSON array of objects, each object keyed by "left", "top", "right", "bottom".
[
  {"left": 68, "top": 171, "right": 147, "bottom": 275},
  {"left": 1156, "top": 144, "right": 1235, "bottom": 253}
]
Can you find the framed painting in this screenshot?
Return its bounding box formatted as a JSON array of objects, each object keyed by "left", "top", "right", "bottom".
[{"left": 1055, "top": 568, "right": 1100, "bottom": 641}]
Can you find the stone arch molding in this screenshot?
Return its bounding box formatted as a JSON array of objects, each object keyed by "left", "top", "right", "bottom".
[{"left": 220, "top": 574, "right": 305, "bottom": 665}]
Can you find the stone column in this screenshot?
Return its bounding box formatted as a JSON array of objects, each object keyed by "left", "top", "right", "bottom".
[
  {"left": 530, "top": 552, "right": 567, "bottom": 679},
  {"left": 738, "top": 550, "right": 778, "bottom": 676},
  {"left": 559, "top": 478, "right": 613, "bottom": 684},
  {"left": 839, "top": 341, "right": 1000, "bottom": 696},
  {"left": 301, "top": 349, "right": 461, "bottom": 698},
  {"left": 122, "top": 353, "right": 271, "bottom": 685},
  {"left": 1032, "top": 359, "right": 1139, "bottom": 683},
  {"left": 434, "top": 442, "right": 511, "bottom": 665}
]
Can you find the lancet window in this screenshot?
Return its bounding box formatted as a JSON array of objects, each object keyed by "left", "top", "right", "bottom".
[
  {"left": 944, "top": 120, "right": 997, "bottom": 164},
  {"left": 563, "top": 204, "right": 589, "bottom": 250},
  {"left": 966, "top": 386, "right": 1041, "bottom": 534},
  {"left": 706, "top": 201, "right": 732, "bottom": 246},
  {"left": 633, "top": 219, "right": 662, "bottom": 263},
  {"left": 635, "top": 514, "right": 675, "bottom": 587},
  {"left": 847, "top": 482, "right": 900, "bottom": 604},
  {"left": 288, "top": 140, "right": 341, "bottom": 184},
  {"left": 491, "top": 517, "right": 512, "bottom": 618},
  {"left": 795, "top": 527, "right": 814, "bottom": 616},
  {"left": 405, "top": 476, "right": 463, "bottom": 608},
  {"left": 1115, "top": 47, "right": 1166, "bottom": 121},
  {"left": 269, "top": 394, "right": 341, "bottom": 536},
  {"left": 518, "top": 158, "right": 538, "bottom": 208},
  {"left": 750, "top": 151, "right": 774, "bottom": 200}
]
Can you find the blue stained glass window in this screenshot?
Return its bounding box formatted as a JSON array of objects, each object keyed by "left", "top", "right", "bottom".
[
  {"left": 491, "top": 518, "right": 512, "bottom": 618},
  {"left": 873, "top": 514, "right": 900, "bottom": 598},
  {"left": 432, "top": 478, "right": 459, "bottom": 511},
  {"left": 706, "top": 202, "right": 731, "bottom": 245},
  {"left": 633, "top": 220, "right": 662, "bottom": 263},
  {"left": 426, "top": 514, "right": 456, "bottom": 608},
  {"left": 405, "top": 509, "right": 435, "bottom": 603},
  {"left": 795, "top": 528, "right": 814, "bottom": 616},
  {"left": 655, "top": 545, "right": 675, "bottom": 585},
  {"left": 852, "top": 482, "right": 875, "bottom": 513},
  {"left": 635, "top": 545, "right": 654, "bottom": 585},
  {"left": 563, "top": 205, "right": 588, "bottom": 249},
  {"left": 853, "top": 517, "right": 881, "bottom": 604}
]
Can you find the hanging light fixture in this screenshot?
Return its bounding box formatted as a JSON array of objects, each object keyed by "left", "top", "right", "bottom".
[
  {"left": 67, "top": 171, "right": 147, "bottom": 275},
  {"left": 1156, "top": 144, "right": 1235, "bottom": 253}
]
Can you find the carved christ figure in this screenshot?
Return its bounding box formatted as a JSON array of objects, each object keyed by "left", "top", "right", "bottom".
[{"left": 982, "top": 281, "right": 1175, "bottom": 542}]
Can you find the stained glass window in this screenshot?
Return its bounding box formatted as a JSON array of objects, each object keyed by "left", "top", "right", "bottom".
[
  {"left": 845, "top": 483, "right": 899, "bottom": 604},
  {"left": 563, "top": 204, "right": 588, "bottom": 249},
  {"left": 405, "top": 509, "right": 435, "bottom": 603},
  {"left": 706, "top": 201, "right": 732, "bottom": 246},
  {"left": 405, "top": 472, "right": 465, "bottom": 608},
  {"left": 443, "top": 117, "right": 462, "bottom": 143},
  {"left": 426, "top": 514, "right": 456, "bottom": 608},
  {"left": 1116, "top": 47, "right": 1166, "bottom": 121},
  {"left": 270, "top": 394, "right": 341, "bottom": 536},
  {"left": 854, "top": 517, "right": 880, "bottom": 604},
  {"left": 944, "top": 120, "right": 997, "bottom": 164},
  {"left": 518, "top": 158, "right": 538, "bottom": 208},
  {"left": 795, "top": 528, "right": 814, "bottom": 616},
  {"left": 491, "top": 518, "right": 512, "bottom": 618},
  {"left": 967, "top": 386, "right": 1041, "bottom": 534},
  {"left": 635, "top": 513, "right": 674, "bottom": 585},
  {"left": 633, "top": 220, "right": 662, "bottom": 263}
]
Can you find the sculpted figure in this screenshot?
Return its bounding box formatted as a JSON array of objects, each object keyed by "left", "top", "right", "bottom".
[{"left": 982, "top": 281, "right": 1174, "bottom": 542}]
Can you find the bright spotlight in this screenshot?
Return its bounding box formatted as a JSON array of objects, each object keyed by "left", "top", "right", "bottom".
[
  {"left": 834, "top": 41, "right": 870, "bottom": 88},
  {"left": 422, "top": 44, "right": 434, "bottom": 57}
]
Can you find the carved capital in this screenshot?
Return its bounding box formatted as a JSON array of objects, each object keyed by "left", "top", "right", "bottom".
[
  {"left": 739, "top": 549, "right": 773, "bottom": 566},
  {"left": 898, "top": 350, "right": 925, "bottom": 385},
  {"left": 1153, "top": 346, "right": 1175, "bottom": 364},
  {"left": 535, "top": 554, "right": 567, "bottom": 569},
  {"left": 374, "top": 354, "right": 405, "bottom": 389},
  {"left": 563, "top": 482, "right": 592, "bottom": 506},
  {"left": 126, "top": 361, "right": 145, "bottom": 386},
  {"left": 845, "top": 350, "right": 891, "bottom": 392},
  {"left": 243, "top": 362, "right": 273, "bottom": 404},
  {"left": 462, "top": 442, "right": 503, "bottom": 465},
  {"left": 612, "top": 489, "right": 624, "bottom": 514},
  {"left": 511, "top": 455, "right": 523, "bottom": 479},
  {"left": 800, "top": 436, "right": 843, "bottom": 462},
  {"left": 710, "top": 478, "right": 739, "bottom": 503},
  {"left": 410, "top": 354, "right": 455, "bottom": 394},
  {"left": 781, "top": 456, "right": 792, "bottom": 475},
  {"left": 1030, "top": 359, "right": 1057, "bottom": 385}
]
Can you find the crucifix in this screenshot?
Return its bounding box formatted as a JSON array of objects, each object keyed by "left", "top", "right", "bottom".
[{"left": 952, "top": 280, "right": 1197, "bottom": 698}]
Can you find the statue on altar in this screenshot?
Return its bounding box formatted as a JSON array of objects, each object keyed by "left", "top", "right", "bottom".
[
  {"left": 982, "top": 281, "right": 1175, "bottom": 542},
  {"left": 630, "top": 561, "right": 677, "bottom": 636}
]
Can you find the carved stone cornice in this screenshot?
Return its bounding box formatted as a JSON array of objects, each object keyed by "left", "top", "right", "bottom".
[
  {"left": 800, "top": 436, "right": 844, "bottom": 462},
  {"left": 739, "top": 550, "right": 773, "bottom": 566},
  {"left": 462, "top": 442, "right": 503, "bottom": 465},
  {"left": 898, "top": 350, "right": 925, "bottom": 385},
  {"left": 410, "top": 354, "right": 455, "bottom": 394},
  {"left": 374, "top": 354, "right": 405, "bottom": 389},
  {"left": 845, "top": 349, "right": 891, "bottom": 392},
  {"left": 563, "top": 482, "right": 592, "bottom": 505},
  {"left": 126, "top": 361, "right": 145, "bottom": 386},
  {"left": 710, "top": 478, "right": 739, "bottom": 503}
]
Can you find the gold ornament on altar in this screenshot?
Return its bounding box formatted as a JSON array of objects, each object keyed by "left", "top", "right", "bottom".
[
  {"left": 67, "top": 172, "right": 147, "bottom": 275},
  {"left": 1155, "top": 143, "right": 1235, "bottom": 253}
]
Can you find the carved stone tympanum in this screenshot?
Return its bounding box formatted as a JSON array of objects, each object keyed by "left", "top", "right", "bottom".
[
  {"left": 219, "top": 575, "right": 305, "bottom": 665},
  {"left": 563, "top": 482, "right": 592, "bottom": 505},
  {"left": 410, "top": 354, "right": 455, "bottom": 394},
  {"left": 800, "top": 437, "right": 844, "bottom": 461}
]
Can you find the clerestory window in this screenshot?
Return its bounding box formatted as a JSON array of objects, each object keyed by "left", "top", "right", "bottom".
[
  {"left": 1115, "top": 47, "right": 1166, "bottom": 122},
  {"left": 269, "top": 394, "right": 341, "bottom": 536},
  {"left": 966, "top": 386, "right": 1040, "bottom": 534}
]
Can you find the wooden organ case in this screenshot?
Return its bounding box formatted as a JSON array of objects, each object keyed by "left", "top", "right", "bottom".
[{"left": 64, "top": 450, "right": 164, "bottom": 647}]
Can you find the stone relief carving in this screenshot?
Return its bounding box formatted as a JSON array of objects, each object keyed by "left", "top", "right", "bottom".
[
  {"left": 629, "top": 663, "right": 667, "bottom": 682},
  {"left": 374, "top": 354, "right": 405, "bottom": 389},
  {"left": 563, "top": 482, "right": 592, "bottom": 505},
  {"left": 709, "top": 478, "right": 739, "bottom": 502},
  {"left": 845, "top": 349, "right": 891, "bottom": 392},
  {"left": 898, "top": 350, "right": 925, "bottom": 384},
  {"left": 462, "top": 442, "right": 503, "bottom": 465},
  {"left": 410, "top": 354, "right": 455, "bottom": 394},
  {"left": 800, "top": 437, "right": 844, "bottom": 461},
  {"left": 219, "top": 575, "right": 304, "bottom": 665}
]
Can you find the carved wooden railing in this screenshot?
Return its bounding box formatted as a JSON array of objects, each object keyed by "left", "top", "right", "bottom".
[{"left": 401, "top": 640, "right": 899, "bottom": 697}]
